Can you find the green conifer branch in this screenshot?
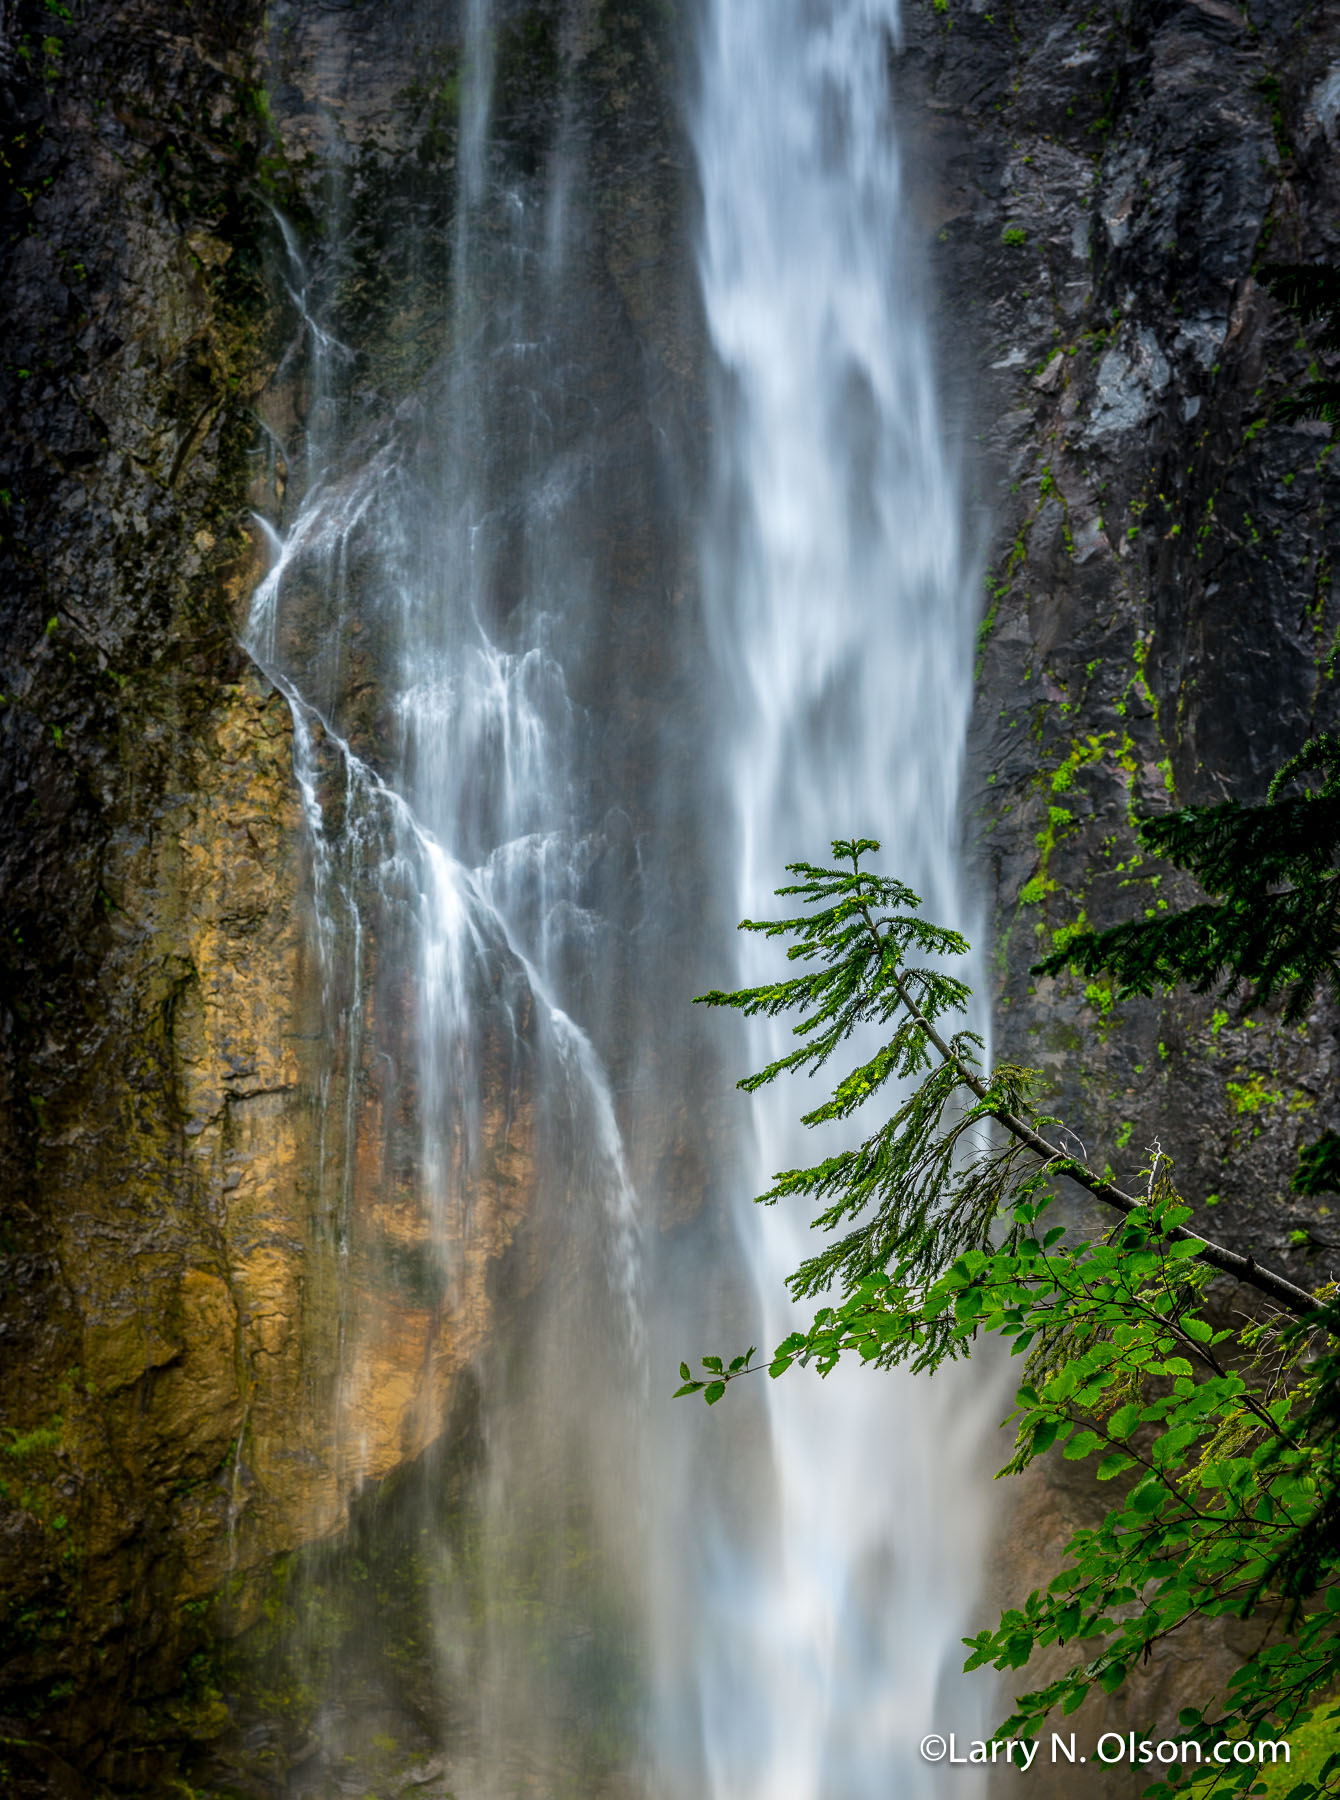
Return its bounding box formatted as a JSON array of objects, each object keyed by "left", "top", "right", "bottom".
[
  {"left": 1034, "top": 736, "right": 1340, "bottom": 1025},
  {"left": 884, "top": 949, "right": 1317, "bottom": 1318},
  {"left": 699, "top": 841, "right": 1317, "bottom": 1319}
]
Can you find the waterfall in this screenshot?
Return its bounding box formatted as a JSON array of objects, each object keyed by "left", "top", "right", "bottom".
[
  {"left": 672, "top": 1, "right": 998, "bottom": 1794},
  {"left": 240, "top": 0, "right": 995, "bottom": 1792},
  {"left": 246, "top": 21, "right": 655, "bottom": 1787}
]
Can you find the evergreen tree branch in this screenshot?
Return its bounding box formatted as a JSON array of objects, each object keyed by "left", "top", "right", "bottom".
[
  {"left": 881, "top": 953, "right": 1318, "bottom": 1318},
  {"left": 1034, "top": 736, "right": 1340, "bottom": 1025}
]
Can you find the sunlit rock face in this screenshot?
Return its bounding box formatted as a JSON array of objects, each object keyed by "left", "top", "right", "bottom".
[
  {"left": 1, "top": 0, "right": 703, "bottom": 1791},
  {"left": 0, "top": 3, "right": 299, "bottom": 1786},
  {"left": 0, "top": 1, "right": 560, "bottom": 1788}
]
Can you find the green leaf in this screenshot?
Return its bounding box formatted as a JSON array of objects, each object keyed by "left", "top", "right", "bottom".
[
  {"left": 1095, "top": 1454, "right": 1136, "bottom": 1481},
  {"left": 1166, "top": 1238, "right": 1206, "bottom": 1260},
  {"left": 1031, "top": 1418, "right": 1062, "bottom": 1456},
  {"left": 704, "top": 1381, "right": 726, "bottom": 1406},
  {"left": 1063, "top": 1431, "right": 1104, "bottom": 1461},
  {"left": 1044, "top": 1366, "right": 1079, "bottom": 1404},
  {"left": 1108, "top": 1403, "right": 1142, "bottom": 1439}
]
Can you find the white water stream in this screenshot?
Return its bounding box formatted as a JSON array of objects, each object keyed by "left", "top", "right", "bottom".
[
  {"left": 675, "top": 4, "right": 995, "bottom": 1795},
  {"left": 246, "top": 0, "right": 995, "bottom": 1793}
]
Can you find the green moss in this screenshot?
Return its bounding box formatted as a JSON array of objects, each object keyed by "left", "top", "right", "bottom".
[
  {"left": 975, "top": 594, "right": 999, "bottom": 681},
  {"left": 1085, "top": 979, "right": 1115, "bottom": 1017},
  {"left": 1128, "top": 631, "right": 1160, "bottom": 723},
  {"left": 1048, "top": 908, "right": 1090, "bottom": 957},
  {"left": 1017, "top": 737, "right": 1110, "bottom": 918},
  {"left": 4, "top": 1419, "right": 62, "bottom": 1461},
  {"left": 1226, "top": 1074, "right": 1284, "bottom": 1116}
]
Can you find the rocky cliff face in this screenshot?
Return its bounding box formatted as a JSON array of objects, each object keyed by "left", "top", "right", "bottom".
[
  {"left": 0, "top": 0, "right": 486, "bottom": 1786},
  {"left": 0, "top": 2, "right": 310, "bottom": 1789},
  {"left": 907, "top": 0, "right": 1340, "bottom": 1223},
  {"left": 0, "top": 0, "right": 699, "bottom": 1792},
  {"left": 892, "top": 0, "right": 1340, "bottom": 1785}
]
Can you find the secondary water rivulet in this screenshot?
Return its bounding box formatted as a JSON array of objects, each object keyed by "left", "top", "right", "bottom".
[{"left": 246, "top": 1, "right": 993, "bottom": 1793}]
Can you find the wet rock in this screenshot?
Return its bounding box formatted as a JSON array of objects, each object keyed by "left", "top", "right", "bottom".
[
  {"left": 898, "top": 0, "right": 1340, "bottom": 1787},
  {"left": 1088, "top": 323, "right": 1173, "bottom": 438},
  {"left": 0, "top": 0, "right": 545, "bottom": 1783},
  {"left": 1, "top": 0, "right": 704, "bottom": 1789}
]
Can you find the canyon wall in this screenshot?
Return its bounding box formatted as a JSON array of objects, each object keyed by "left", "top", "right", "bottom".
[
  {"left": 0, "top": 3, "right": 321, "bottom": 1790},
  {"left": 0, "top": 0, "right": 700, "bottom": 1791}
]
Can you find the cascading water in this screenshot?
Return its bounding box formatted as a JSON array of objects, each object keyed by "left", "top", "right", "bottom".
[
  {"left": 245, "top": 11, "right": 657, "bottom": 1786},
  {"left": 673, "top": 1, "right": 998, "bottom": 1794},
  {"left": 240, "top": 0, "right": 995, "bottom": 1794}
]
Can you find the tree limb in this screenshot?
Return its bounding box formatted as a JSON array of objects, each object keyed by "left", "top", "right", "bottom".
[{"left": 878, "top": 944, "right": 1319, "bottom": 1320}]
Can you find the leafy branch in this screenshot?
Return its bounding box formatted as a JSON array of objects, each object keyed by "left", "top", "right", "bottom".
[
  {"left": 679, "top": 839, "right": 1340, "bottom": 1790},
  {"left": 695, "top": 839, "right": 1314, "bottom": 1321},
  {"left": 1034, "top": 735, "right": 1340, "bottom": 1028}
]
